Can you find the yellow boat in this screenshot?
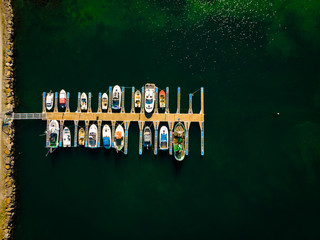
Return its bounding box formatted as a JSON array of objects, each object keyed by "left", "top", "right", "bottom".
[{"left": 78, "top": 127, "right": 85, "bottom": 146}]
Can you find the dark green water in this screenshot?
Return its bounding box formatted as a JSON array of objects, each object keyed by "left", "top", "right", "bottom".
[{"left": 13, "top": 0, "right": 320, "bottom": 239}]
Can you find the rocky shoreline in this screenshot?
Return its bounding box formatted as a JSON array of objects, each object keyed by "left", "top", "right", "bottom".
[{"left": 1, "top": 0, "right": 15, "bottom": 239}]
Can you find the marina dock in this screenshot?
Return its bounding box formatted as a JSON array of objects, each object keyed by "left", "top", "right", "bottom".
[{"left": 1, "top": 86, "right": 205, "bottom": 156}]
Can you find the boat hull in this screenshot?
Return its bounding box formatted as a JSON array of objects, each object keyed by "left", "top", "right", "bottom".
[
  {"left": 102, "top": 124, "right": 111, "bottom": 149},
  {"left": 135, "top": 90, "right": 141, "bottom": 108},
  {"left": 102, "top": 92, "right": 108, "bottom": 110},
  {"left": 144, "top": 126, "right": 152, "bottom": 149},
  {"left": 159, "top": 126, "right": 168, "bottom": 150},
  {"left": 112, "top": 85, "right": 121, "bottom": 110},
  {"left": 49, "top": 120, "right": 59, "bottom": 148},
  {"left": 46, "top": 92, "right": 54, "bottom": 111},
  {"left": 159, "top": 90, "right": 166, "bottom": 108},
  {"left": 173, "top": 122, "right": 186, "bottom": 161},
  {"left": 63, "top": 127, "right": 71, "bottom": 147},
  {"left": 114, "top": 124, "right": 124, "bottom": 151},
  {"left": 81, "top": 92, "right": 88, "bottom": 111},
  {"left": 145, "top": 83, "right": 155, "bottom": 113},
  {"left": 59, "top": 90, "right": 67, "bottom": 108},
  {"left": 78, "top": 127, "right": 85, "bottom": 146},
  {"left": 88, "top": 124, "right": 98, "bottom": 148}
]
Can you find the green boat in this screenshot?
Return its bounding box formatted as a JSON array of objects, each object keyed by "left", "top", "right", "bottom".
[{"left": 173, "top": 122, "right": 186, "bottom": 161}]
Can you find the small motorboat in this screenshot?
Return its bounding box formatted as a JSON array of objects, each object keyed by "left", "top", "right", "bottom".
[
  {"left": 59, "top": 89, "right": 67, "bottom": 109},
  {"left": 78, "top": 127, "right": 85, "bottom": 146},
  {"left": 63, "top": 127, "right": 71, "bottom": 147},
  {"left": 173, "top": 122, "right": 186, "bottom": 161},
  {"left": 114, "top": 124, "right": 124, "bottom": 152},
  {"left": 135, "top": 90, "right": 141, "bottom": 108},
  {"left": 88, "top": 124, "right": 98, "bottom": 148},
  {"left": 46, "top": 91, "right": 54, "bottom": 111},
  {"left": 112, "top": 85, "right": 121, "bottom": 110},
  {"left": 48, "top": 120, "right": 59, "bottom": 149},
  {"left": 159, "top": 90, "right": 166, "bottom": 108},
  {"left": 159, "top": 126, "right": 168, "bottom": 150},
  {"left": 102, "top": 124, "right": 111, "bottom": 149},
  {"left": 143, "top": 126, "right": 152, "bottom": 149},
  {"left": 81, "top": 92, "right": 87, "bottom": 111},
  {"left": 145, "top": 83, "right": 155, "bottom": 113},
  {"left": 102, "top": 92, "right": 108, "bottom": 111}
]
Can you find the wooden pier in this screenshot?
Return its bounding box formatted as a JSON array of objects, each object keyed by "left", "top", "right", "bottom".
[{"left": 2, "top": 86, "right": 205, "bottom": 156}]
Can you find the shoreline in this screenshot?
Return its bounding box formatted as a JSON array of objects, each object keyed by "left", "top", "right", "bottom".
[{"left": 0, "top": 0, "right": 15, "bottom": 239}]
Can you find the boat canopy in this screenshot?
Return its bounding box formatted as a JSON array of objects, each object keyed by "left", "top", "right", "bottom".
[
  {"left": 103, "top": 137, "right": 110, "bottom": 147},
  {"left": 160, "top": 134, "right": 167, "bottom": 142}
]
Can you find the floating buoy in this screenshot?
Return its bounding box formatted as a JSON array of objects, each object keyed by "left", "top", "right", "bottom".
[{"left": 276, "top": 112, "right": 280, "bottom": 116}]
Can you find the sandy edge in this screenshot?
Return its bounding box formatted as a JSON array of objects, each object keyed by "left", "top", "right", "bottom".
[{"left": 0, "top": 0, "right": 15, "bottom": 239}]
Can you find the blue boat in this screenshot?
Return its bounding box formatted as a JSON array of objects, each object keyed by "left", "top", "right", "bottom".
[
  {"left": 159, "top": 126, "right": 168, "bottom": 150},
  {"left": 102, "top": 124, "right": 111, "bottom": 149}
]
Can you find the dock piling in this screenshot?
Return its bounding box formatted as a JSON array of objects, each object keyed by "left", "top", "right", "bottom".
[
  {"left": 88, "top": 92, "right": 92, "bottom": 113},
  {"left": 140, "top": 87, "right": 145, "bottom": 115},
  {"left": 97, "top": 92, "right": 102, "bottom": 113},
  {"left": 200, "top": 121, "right": 204, "bottom": 155},
  {"left": 108, "top": 86, "right": 112, "bottom": 113},
  {"left": 165, "top": 87, "right": 170, "bottom": 114},
  {"left": 46, "top": 120, "right": 49, "bottom": 147},
  {"left": 97, "top": 120, "right": 102, "bottom": 147},
  {"left": 59, "top": 120, "right": 64, "bottom": 147},
  {"left": 124, "top": 121, "right": 130, "bottom": 155},
  {"left": 154, "top": 121, "right": 159, "bottom": 155},
  {"left": 169, "top": 121, "right": 174, "bottom": 155},
  {"left": 77, "top": 92, "right": 81, "bottom": 112},
  {"left": 138, "top": 121, "right": 145, "bottom": 155},
  {"left": 154, "top": 87, "right": 158, "bottom": 114},
  {"left": 177, "top": 87, "right": 181, "bottom": 114},
  {"left": 85, "top": 120, "right": 89, "bottom": 147},
  {"left": 42, "top": 92, "right": 46, "bottom": 113},
  {"left": 185, "top": 121, "right": 190, "bottom": 155},
  {"left": 130, "top": 87, "right": 135, "bottom": 114},
  {"left": 111, "top": 121, "right": 116, "bottom": 148},
  {"left": 66, "top": 92, "right": 70, "bottom": 112},
  {"left": 74, "top": 120, "right": 78, "bottom": 147},
  {"left": 121, "top": 86, "right": 125, "bottom": 113},
  {"left": 188, "top": 93, "right": 193, "bottom": 114},
  {"left": 54, "top": 92, "right": 58, "bottom": 112}
]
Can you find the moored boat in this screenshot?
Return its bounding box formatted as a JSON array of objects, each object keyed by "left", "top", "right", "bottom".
[
  {"left": 81, "top": 92, "right": 87, "bottom": 111},
  {"left": 88, "top": 124, "right": 98, "bottom": 148},
  {"left": 143, "top": 126, "right": 152, "bottom": 149},
  {"left": 59, "top": 89, "right": 67, "bottom": 109},
  {"left": 48, "top": 120, "right": 59, "bottom": 149},
  {"left": 135, "top": 90, "right": 141, "bottom": 108},
  {"left": 102, "top": 124, "right": 111, "bottom": 149},
  {"left": 145, "top": 83, "right": 155, "bottom": 113},
  {"left": 173, "top": 122, "right": 186, "bottom": 161},
  {"left": 78, "top": 127, "right": 85, "bottom": 146},
  {"left": 102, "top": 93, "right": 108, "bottom": 110},
  {"left": 159, "top": 126, "right": 168, "bottom": 150},
  {"left": 114, "top": 124, "right": 124, "bottom": 152},
  {"left": 159, "top": 90, "right": 166, "bottom": 108},
  {"left": 63, "top": 127, "right": 71, "bottom": 147},
  {"left": 46, "top": 91, "right": 54, "bottom": 111},
  {"left": 112, "top": 85, "right": 121, "bottom": 110}
]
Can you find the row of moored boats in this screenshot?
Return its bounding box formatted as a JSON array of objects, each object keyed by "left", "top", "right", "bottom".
[
  {"left": 46, "top": 84, "right": 166, "bottom": 113},
  {"left": 48, "top": 120, "right": 186, "bottom": 161}
]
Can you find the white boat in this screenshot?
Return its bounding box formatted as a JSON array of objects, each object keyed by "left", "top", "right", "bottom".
[
  {"left": 114, "top": 124, "right": 124, "bottom": 152},
  {"left": 102, "top": 93, "right": 108, "bottom": 110},
  {"left": 143, "top": 126, "right": 152, "bottom": 149},
  {"left": 46, "top": 91, "right": 54, "bottom": 111},
  {"left": 135, "top": 90, "right": 141, "bottom": 108},
  {"left": 112, "top": 85, "right": 121, "bottom": 110},
  {"left": 63, "top": 127, "right": 71, "bottom": 147},
  {"left": 48, "top": 120, "right": 59, "bottom": 149},
  {"left": 145, "top": 83, "right": 155, "bottom": 113},
  {"left": 102, "top": 124, "right": 111, "bottom": 149},
  {"left": 81, "top": 92, "right": 87, "bottom": 111},
  {"left": 88, "top": 124, "right": 98, "bottom": 148},
  {"left": 159, "top": 126, "right": 168, "bottom": 150},
  {"left": 59, "top": 89, "right": 67, "bottom": 109}
]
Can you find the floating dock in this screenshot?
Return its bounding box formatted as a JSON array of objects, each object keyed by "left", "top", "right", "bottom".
[{"left": 1, "top": 85, "right": 205, "bottom": 157}]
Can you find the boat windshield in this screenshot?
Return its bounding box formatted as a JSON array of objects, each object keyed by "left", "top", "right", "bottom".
[{"left": 113, "top": 100, "right": 119, "bottom": 107}]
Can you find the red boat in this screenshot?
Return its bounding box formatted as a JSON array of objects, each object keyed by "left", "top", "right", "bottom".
[{"left": 159, "top": 90, "right": 166, "bottom": 108}]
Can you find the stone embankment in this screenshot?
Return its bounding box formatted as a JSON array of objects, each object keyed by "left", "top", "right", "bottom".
[{"left": 1, "top": 0, "right": 15, "bottom": 239}]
